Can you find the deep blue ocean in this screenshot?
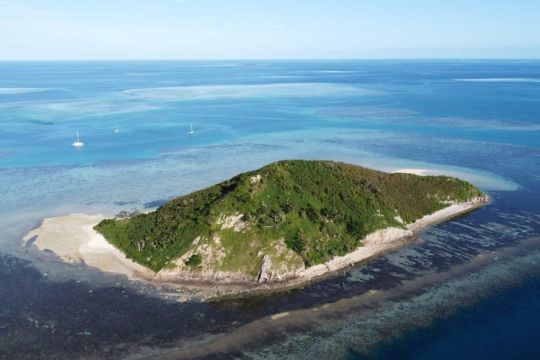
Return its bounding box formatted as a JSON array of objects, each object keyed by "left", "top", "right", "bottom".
[{"left": 0, "top": 60, "right": 539, "bottom": 359}]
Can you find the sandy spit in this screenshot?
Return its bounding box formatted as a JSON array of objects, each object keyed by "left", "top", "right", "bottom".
[{"left": 23, "top": 213, "right": 154, "bottom": 280}]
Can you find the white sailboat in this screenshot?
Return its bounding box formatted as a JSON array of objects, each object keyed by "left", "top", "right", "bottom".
[
  {"left": 72, "top": 130, "right": 84, "bottom": 148},
  {"left": 114, "top": 122, "right": 119, "bottom": 133},
  {"left": 188, "top": 123, "right": 195, "bottom": 135}
]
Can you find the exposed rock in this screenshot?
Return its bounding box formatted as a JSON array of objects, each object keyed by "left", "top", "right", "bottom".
[
  {"left": 217, "top": 214, "right": 246, "bottom": 232},
  {"left": 257, "top": 240, "right": 305, "bottom": 283},
  {"left": 257, "top": 255, "right": 273, "bottom": 283},
  {"left": 249, "top": 174, "right": 262, "bottom": 184},
  {"left": 363, "top": 227, "right": 412, "bottom": 246}
]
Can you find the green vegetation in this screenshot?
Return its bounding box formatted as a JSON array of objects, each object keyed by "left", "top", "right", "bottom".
[
  {"left": 185, "top": 254, "right": 202, "bottom": 268},
  {"left": 95, "top": 160, "right": 484, "bottom": 273}
]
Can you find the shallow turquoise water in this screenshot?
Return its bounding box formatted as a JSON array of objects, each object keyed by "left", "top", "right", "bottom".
[{"left": 0, "top": 60, "right": 539, "bottom": 358}]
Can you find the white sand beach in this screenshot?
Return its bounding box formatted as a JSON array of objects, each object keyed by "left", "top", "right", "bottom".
[{"left": 23, "top": 213, "right": 154, "bottom": 280}]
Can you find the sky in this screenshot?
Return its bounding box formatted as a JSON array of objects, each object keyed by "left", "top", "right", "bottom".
[{"left": 1, "top": 0, "right": 540, "bottom": 60}]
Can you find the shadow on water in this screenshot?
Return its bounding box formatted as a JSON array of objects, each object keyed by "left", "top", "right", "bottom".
[
  {"left": 1, "top": 251, "right": 403, "bottom": 359},
  {"left": 2, "top": 249, "right": 413, "bottom": 359},
  {"left": 0, "top": 254, "right": 252, "bottom": 359}
]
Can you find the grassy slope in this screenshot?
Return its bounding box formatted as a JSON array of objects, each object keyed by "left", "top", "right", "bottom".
[{"left": 95, "top": 160, "right": 484, "bottom": 273}]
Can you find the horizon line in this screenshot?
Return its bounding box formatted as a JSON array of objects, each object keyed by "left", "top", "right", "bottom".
[{"left": 1, "top": 57, "right": 540, "bottom": 62}]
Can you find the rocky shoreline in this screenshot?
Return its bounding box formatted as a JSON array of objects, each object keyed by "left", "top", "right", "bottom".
[{"left": 23, "top": 196, "right": 489, "bottom": 301}]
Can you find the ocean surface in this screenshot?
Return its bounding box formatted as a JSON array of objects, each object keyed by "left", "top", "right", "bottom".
[{"left": 0, "top": 60, "right": 539, "bottom": 359}]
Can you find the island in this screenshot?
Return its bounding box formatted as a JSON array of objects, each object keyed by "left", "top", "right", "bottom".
[{"left": 24, "top": 160, "right": 488, "bottom": 299}]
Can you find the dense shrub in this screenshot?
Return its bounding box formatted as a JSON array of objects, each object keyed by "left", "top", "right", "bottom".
[{"left": 185, "top": 254, "right": 202, "bottom": 268}]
